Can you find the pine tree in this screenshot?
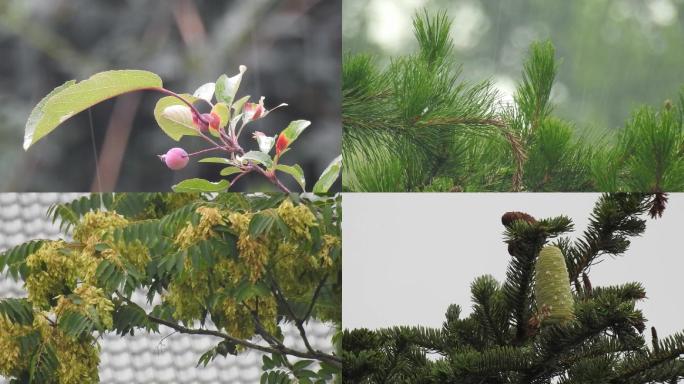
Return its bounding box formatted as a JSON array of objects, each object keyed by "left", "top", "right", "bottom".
[
  {"left": 342, "top": 193, "right": 684, "bottom": 383},
  {"left": 342, "top": 10, "right": 684, "bottom": 192}
]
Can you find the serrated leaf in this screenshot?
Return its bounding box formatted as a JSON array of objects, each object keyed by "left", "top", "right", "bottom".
[
  {"left": 154, "top": 93, "right": 200, "bottom": 141},
  {"left": 215, "top": 65, "right": 246, "bottom": 106},
  {"left": 276, "top": 164, "right": 306, "bottom": 191},
  {"left": 241, "top": 151, "right": 273, "bottom": 168},
  {"left": 24, "top": 70, "right": 162, "bottom": 149},
  {"left": 313, "top": 155, "right": 341, "bottom": 194},
  {"left": 279, "top": 120, "right": 311, "bottom": 149},
  {"left": 220, "top": 166, "right": 242, "bottom": 176},
  {"left": 172, "top": 178, "right": 230, "bottom": 192}
]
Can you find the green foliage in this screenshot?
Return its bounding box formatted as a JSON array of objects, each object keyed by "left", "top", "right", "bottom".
[
  {"left": 0, "top": 193, "right": 341, "bottom": 383},
  {"left": 342, "top": 193, "right": 684, "bottom": 383},
  {"left": 343, "top": 10, "right": 684, "bottom": 192},
  {"left": 0, "top": 298, "right": 34, "bottom": 325},
  {"left": 314, "top": 155, "right": 343, "bottom": 194},
  {"left": 23, "top": 70, "right": 162, "bottom": 150},
  {"left": 172, "top": 178, "right": 230, "bottom": 192}
]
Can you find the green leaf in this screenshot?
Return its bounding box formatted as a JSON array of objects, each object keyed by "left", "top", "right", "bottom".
[
  {"left": 211, "top": 102, "right": 230, "bottom": 129},
  {"left": 220, "top": 166, "right": 242, "bottom": 176},
  {"left": 24, "top": 70, "right": 162, "bottom": 149},
  {"left": 215, "top": 65, "right": 246, "bottom": 106},
  {"left": 232, "top": 95, "right": 251, "bottom": 114},
  {"left": 312, "top": 155, "right": 342, "bottom": 193},
  {"left": 263, "top": 355, "right": 275, "bottom": 370},
  {"left": 233, "top": 280, "right": 270, "bottom": 302},
  {"left": 0, "top": 298, "right": 34, "bottom": 325},
  {"left": 279, "top": 120, "right": 311, "bottom": 149},
  {"left": 29, "top": 341, "right": 59, "bottom": 383},
  {"left": 113, "top": 302, "right": 155, "bottom": 336},
  {"left": 193, "top": 82, "right": 215, "bottom": 102},
  {"left": 242, "top": 151, "right": 273, "bottom": 168},
  {"left": 249, "top": 211, "right": 278, "bottom": 237},
  {"left": 276, "top": 164, "right": 306, "bottom": 191},
  {"left": 293, "top": 360, "right": 315, "bottom": 371},
  {"left": 172, "top": 178, "right": 230, "bottom": 192},
  {"left": 154, "top": 93, "right": 200, "bottom": 141},
  {"left": 58, "top": 310, "right": 97, "bottom": 337},
  {"left": 198, "top": 157, "right": 231, "bottom": 165},
  {"left": 1, "top": 240, "right": 44, "bottom": 280}
]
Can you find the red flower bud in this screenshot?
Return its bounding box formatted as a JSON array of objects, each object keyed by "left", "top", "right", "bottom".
[
  {"left": 206, "top": 112, "right": 221, "bottom": 131},
  {"left": 276, "top": 133, "right": 289, "bottom": 155}
]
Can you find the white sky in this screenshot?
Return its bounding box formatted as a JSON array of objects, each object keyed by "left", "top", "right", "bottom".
[{"left": 342, "top": 193, "right": 684, "bottom": 342}]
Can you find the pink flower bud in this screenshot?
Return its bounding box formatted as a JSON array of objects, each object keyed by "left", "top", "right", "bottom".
[{"left": 160, "top": 147, "right": 189, "bottom": 170}]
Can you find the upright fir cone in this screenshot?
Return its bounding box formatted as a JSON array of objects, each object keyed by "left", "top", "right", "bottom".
[
  {"left": 534, "top": 245, "right": 574, "bottom": 325},
  {"left": 501, "top": 211, "right": 537, "bottom": 227}
]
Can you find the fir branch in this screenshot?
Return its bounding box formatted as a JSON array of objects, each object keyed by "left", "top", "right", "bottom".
[{"left": 562, "top": 193, "right": 650, "bottom": 283}]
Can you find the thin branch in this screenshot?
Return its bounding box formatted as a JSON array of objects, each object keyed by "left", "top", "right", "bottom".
[
  {"left": 303, "top": 275, "right": 328, "bottom": 323},
  {"left": 115, "top": 292, "right": 341, "bottom": 367},
  {"left": 268, "top": 277, "right": 317, "bottom": 356},
  {"left": 420, "top": 116, "right": 527, "bottom": 191},
  {"left": 253, "top": 166, "right": 292, "bottom": 193}
]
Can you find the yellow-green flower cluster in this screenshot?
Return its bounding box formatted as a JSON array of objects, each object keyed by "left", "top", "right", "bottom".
[
  {"left": 0, "top": 314, "right": 100, "bottom": 384},
  {"left": 174, "top": 206, "right": 225, "bottom": 249},
  {"left": 55, "top": 285, "right": 115, "bottom": 329},
  {"left": 0, "top": 316, "right": 32, "bottom": 377},
  {"left": 75, "top": 211, "right": 149, "bottom": 278},
  {"left": 165, "top": 262, "right": 210, "bottom": 324},
  {"left": 160, "top": 199, "right": 339, "bottom": 341},
  {"left": 26, "top": 240, "right": 78, "bottom": 308},
  {"left": 165, "top": 206, "right": 227, "bottom": 323},
  {"left": 277, "top": 199, "right": 317, "bottom": 240},
  {"left": 53, "top": 329, "right": 100, "bottom": 383},
  {"left": 229, "top": 211, "right": 269, "bottom": 282},
  {"left": 221, "top": 296, "right": 278, "bottom": 340},
  {"left": 72, "top": 211, "right": 128, "bottom": 243}
]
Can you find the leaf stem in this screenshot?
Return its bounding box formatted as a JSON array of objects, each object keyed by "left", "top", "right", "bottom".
[{"left": 186, "top": 146, "right": 225, "bottom": 157}]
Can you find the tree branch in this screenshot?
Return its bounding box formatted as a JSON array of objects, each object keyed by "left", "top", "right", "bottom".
[
  {"left": 115, "top": 293, "right": 341, "bottom": 368},
  {"left": 268, "top": 277, "right": 318, "bottom": 356}
]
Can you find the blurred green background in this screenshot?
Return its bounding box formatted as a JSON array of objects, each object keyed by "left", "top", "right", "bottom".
[
  {"left": 0, "top": 0, "right": 340, "bottom": 192},
  {"left": 343, "top": 0, "right": 684, "bottom": 133}
]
